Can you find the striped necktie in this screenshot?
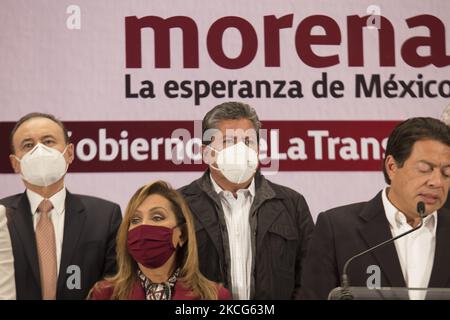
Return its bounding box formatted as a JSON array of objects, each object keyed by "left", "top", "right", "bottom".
[{"left": 35, "top": 199, "right": 57, "bottom": 300}]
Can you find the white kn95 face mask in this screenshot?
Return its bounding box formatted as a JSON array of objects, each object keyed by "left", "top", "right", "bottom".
[
  {"left": 209, "top": 141, "right": 258, "bottom": 184},
  {"left": 15, "top": 143, "right": 68, "bottom": 187}
]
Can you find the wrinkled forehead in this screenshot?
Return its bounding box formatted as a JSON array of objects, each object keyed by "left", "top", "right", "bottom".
[
  {"left": 13, "top": 117, "right": 65, "bottom": 145},
  {"left": 208, "top": 119, "right": 258, "bottom": 142},
  {"left": 408, "top": 139, "right": 450, "bottom": 165}
]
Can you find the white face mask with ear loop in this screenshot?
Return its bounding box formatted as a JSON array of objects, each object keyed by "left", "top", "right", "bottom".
[
  {"left": 15, "top": 143, "right": 69, "bottom": 187},
  {"left": 207, "top": 141, "right": 259, "bottom": 184}
]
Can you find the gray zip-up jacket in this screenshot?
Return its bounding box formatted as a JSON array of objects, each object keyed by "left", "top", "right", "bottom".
[{"left": 179, "top": 170, "right": 314, "bottom": 299}]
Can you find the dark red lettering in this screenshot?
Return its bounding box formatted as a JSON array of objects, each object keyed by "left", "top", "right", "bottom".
[
  {"left": 402, "top": 14, "right": 450, "bottom": 67},
  {"left": 207, "top": 16, "right": 257, "bottom": 69},
  {"left": 264, "top": 14, "right": 293, "bottom": 67},
  {"left": 125, "top": 16, "right": 198, "bottom": 68},
  {"left": 347, "top": 15, "right": 395, "bottom": 67},
  {"left": 295, "top": 15, "right": 341, "bottom": 67}
]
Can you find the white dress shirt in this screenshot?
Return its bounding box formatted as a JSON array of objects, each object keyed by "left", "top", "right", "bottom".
[
  {"left": 0, "top": 205, "right": 16, "bottom": 299},
  {"left": 27, "top": 188, "right": 66, "bottom": 276},
  {"left": 382, "top": 188, "right": 437, "bottom": 300},
  {"left": 210, "top": 174, "right": 255, "bottom": 300}
]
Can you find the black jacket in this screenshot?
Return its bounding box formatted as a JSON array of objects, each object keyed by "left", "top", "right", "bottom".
[
  {"left": 444, "top": 192, "right": 450, "bottom": 210},
  {"left": 0, "top": 191, "right": 122, "bottom": 300},
  {"left": 179, "top": 170, "right": 314, "bottom": 299},
  {"left": 299, "top": 191, "right": 450, "bottom": 300}
]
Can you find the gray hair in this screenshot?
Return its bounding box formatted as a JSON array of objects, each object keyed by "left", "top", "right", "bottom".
[
  {"left": 441, "top": 104, "right": 450, "bottom": 126},
  {"left": 10, "top": 112, "right": 70, "bottom": 154},
  {"left": 202, "top": 102, "right": 261, "bottom": 145}
]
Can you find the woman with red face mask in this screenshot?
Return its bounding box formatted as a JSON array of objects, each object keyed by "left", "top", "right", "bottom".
[{"left": 88, "top": 181, "right": 230, "bottom": 300}]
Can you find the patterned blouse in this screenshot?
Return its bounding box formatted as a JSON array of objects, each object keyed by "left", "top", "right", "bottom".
[{"left": 137, "top": 268, "right": 180, "bottom": 300}]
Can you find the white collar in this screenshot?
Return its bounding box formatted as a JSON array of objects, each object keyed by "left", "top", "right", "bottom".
[
  {"left": 210, "top": 173, "right": 256, "bottom": 198},
  {"left": 382, "top": 187, "right": 437, "bottom": 233},
  {"left": 26, "top": 187, "right": 66, "bottom": 216}
]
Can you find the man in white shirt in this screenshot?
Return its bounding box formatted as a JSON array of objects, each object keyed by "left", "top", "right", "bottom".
[
  {"left": 180, "top": 102, "right": 315, "bottom": 299},
  {"left": 300, "top": 117, "right": 450, "bottom": 300},
  {"left": 0, "top": 205, "right": 16, "bottom": 299},
  {"left": 0, "top": 112, "right": 122, "bottom": 299},
  {"left": 441, "top": 104, "right": 450, "bottom": 210}
]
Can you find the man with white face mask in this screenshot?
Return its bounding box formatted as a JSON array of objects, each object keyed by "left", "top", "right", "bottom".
[
  {"left": 179, "top": 102, "right": 314, "bottom": 299},
  {"left": 0, "top": 113, "right": 122, "bottom": 300}
]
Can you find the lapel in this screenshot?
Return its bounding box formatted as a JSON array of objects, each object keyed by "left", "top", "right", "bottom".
[
  {"left": 56, "top": 191, "right": 86, "bottom": 295},
  {"left": 428, "top": 208, "right": 450, "bottom": 288},
  {"left": 190, "top": 173, "right": 225, "bottom": 260},
  {"left": 357, "top": 192, "right": 406, "bottom": 287},
  {"left": 251, "top": 173, "right": 278, "bottom": 250},
  {"left": 9, "top": 192, "right": 41, "bottom": 289},
  {"left": 244, "top": 172, "right": 277, "bottom": 299}
]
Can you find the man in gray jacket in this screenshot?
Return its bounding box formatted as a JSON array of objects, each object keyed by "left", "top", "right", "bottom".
[{"left": 179, "top": 102, "right": 314, "bottom": 299}]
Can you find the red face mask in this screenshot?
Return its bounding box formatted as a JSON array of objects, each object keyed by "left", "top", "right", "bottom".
[{"left": 127, "top": 224, "right": 177, "bottom": 269}]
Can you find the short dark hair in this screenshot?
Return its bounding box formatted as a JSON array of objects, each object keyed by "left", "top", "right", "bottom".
[
  {"left": 10, "top": 112, "right": 70, "bottom": 154},
  {"left": 202, "top": 101, "right": 261, "bottom": 145},
  {"left": 383, "top": 117, "right": 450, "bottom": 184}
]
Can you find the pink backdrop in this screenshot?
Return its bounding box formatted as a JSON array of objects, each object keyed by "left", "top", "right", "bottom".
[{"left": 1, "top": 0, "right": 449, "bottom": 219}]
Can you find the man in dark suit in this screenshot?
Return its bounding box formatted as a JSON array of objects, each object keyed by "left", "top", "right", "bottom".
[
  {"left": 441, "top": 104, "right": 450, "bottom": 210},
  {"left": 0, "top": 112, "right": 122, "bottom": 300},
  {"left": 444, "top": 196, "right": 450, "bottom": 210},
  {"left": 299, "top": 117, "right": 450, "bottom": 300},
  {"left": 179, "top": 102, "right": 314, "bottom": 299}
]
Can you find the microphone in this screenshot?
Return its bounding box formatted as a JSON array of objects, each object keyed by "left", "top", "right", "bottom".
[{"left": 332, "top": 201, "right": 426, "bottom": 300}]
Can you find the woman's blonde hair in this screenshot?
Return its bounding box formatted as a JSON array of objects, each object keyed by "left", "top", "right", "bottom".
[{"left": 92, "top": 180, "right": 219, "bottom": 300}]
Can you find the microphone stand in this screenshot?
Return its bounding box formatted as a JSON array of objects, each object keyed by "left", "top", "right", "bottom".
[{"left": 336, "top": 202, "right": 426, "bottom": 300}]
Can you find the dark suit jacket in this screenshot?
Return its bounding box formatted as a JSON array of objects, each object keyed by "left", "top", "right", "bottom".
[
  {"left": 299, "top": 191, "right": 450, "bottom": 300},
  {"left": 0, "top": 191, "right": 122, "bottom": 300},
  {"left": 89, "top": 279, "right": 231, "bottom": 300},
  {"left": 444, "top": 192, "right": 450, "bottom": 210},
  {"left": 179, "top": 170, "right": 315, "bottom": 299}
]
